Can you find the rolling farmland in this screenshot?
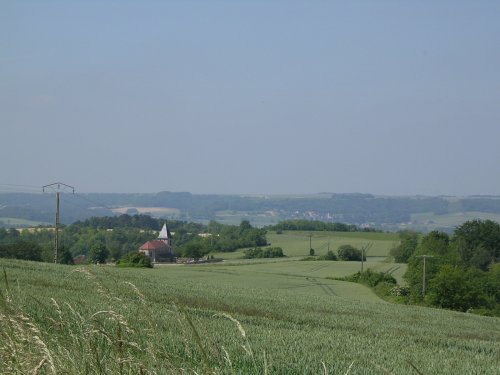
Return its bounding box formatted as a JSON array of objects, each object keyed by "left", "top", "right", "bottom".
[
  {"left": 215, "top": 230, "right": 399, "bottom": 260},
  {"left": 1, "top": 258, "right": 498, "bottom": 374}
]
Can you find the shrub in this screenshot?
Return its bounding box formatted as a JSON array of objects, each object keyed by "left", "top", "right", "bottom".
[
  {"left": 390, "top": 285, "right": 410, "bottom": 297},
  {"left": 318, "top": 251, "right": 338, "bottom": 261},
  {"left": 337, "top": 245, "right": 365, "bottom": 261},
  {"left": 117, "top": 252, "right": 153, "bottom": 268},
  {"left": 337, "top": 269, "right": 396, "bottom": 287},
  {"left": 243, "top": 247, "right": 285, "bottom": 259}
]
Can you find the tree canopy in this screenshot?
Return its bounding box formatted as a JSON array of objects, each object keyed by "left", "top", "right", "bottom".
[{"left": 404, "top": 220, "right": 500, "bottom": 315}]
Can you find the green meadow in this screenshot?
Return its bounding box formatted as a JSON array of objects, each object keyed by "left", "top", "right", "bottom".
[
  {"left": 1, "top": 257, "right": 498, "bottom": 374},
  {"left": 215, "top": 230, "right": 399, "bottom": 260}
]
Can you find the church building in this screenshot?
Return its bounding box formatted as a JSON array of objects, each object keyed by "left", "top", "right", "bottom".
[{"left": 139, "top": 223, "right": 173, "bottom": 262}]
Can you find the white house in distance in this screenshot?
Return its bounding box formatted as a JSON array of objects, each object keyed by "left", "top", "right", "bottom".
[{"left": 139, "top": 223, "right": 173, "bottom": 262}]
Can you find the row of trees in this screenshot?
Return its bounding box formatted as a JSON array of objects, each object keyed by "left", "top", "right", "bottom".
[
  {"left": 268, "top": 220, "right": 361, "bottom": 232},
  {"left": 394, "top": 220, "right": 500, "bottom": 315},
  {"left": 308, "top": 245, "right": 366, "bottom": 261},
  {"left": 0, "top": 217, "right": 268, "bottom": 263},
  {"left": 243, "top": 247, "right": 284, "bottom": 259}
]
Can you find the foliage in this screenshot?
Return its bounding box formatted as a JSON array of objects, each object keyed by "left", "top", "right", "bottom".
[
  {"left": 267, "top": 220, "right": 360, "bottom": 232},
  {"left": 309, "top": 248, "right": 315, "bottom": 256},
  {"left": 318, "top": 250, "right": 338, "bottom": 261},
  {"left": 57, "top": 246, "right": 74, "bottom": 265},
  {"left": 390, "top": 230, "right": 419, "bottom": 263},
  {"left": 243, "top": 246, "right": 284, "bottom": 259},
  {"left": 179, "top": 239, "right": 206, "bottom": 258},
  {"left": 337, "top": 269, "right": 397, "bottom": 287},
  {"left": 117, "top": 252, "right": 153, "bottom": 268},
  {"left": 337, "top": 244, "right": 365, "bottom": 261},
  {"left": 0, "top": 217, "right": 269, "bottom": 264},
  {"left": 87, "top": 243, "right": 109, "bottom": 264},
  {"left": 390, "top": 285, "right": 410, "bottom": 297},
  {"left": 404, "top": 221, "right": 500, "bottom": 315},
  {"left": 426, "top": 266, "right": 494, "bottom": 312},
  {"left": 0, "top": 240, "right": 42, "bottom": 261},
  {"left": 452, "top": 219, "right": 500, "bottom": 270}
]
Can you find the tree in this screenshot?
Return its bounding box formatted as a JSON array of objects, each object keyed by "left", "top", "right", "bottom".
[
  {"left": 88, "top": 243, "right": 109, "bottom": 264},
  {"left": 0, "top": 240, "right": 42, "bottom": 261},
  {"left": 427, "top": 266, "right": 493, "bottom": 312},
  {"left": 453, "top": 219, "right": 500, "bottom": 270},
  {"left": 390, "top": 231, "right": 419, "bottom": 263},
  {"left": 58, "top": 246, "right": 74, "bottom": 265},
  {"left": 181, "top": 241, "right": 205, "bottom": 258},
  {"left": 403, "top": 231, "right": 459, "bottom": 301},
  {"left": 337, "top": 245, "right": 364, "bottom": 261}
]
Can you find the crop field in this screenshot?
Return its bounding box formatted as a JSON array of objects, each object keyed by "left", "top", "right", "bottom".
[
  {"left": 211, "top": 259, "right": 407, "bottom": 285},
  {"left": 268, "top": 231, "right": 398, "bottom": 257},
  {"left": 1, "top": 258, "right": 498, "bottom": 374},
  {"left": 216, "top": 230, "right": 399, "bottom": 260},
  {"left": 411, "top": 211, "right": 500, "bottom": 230}
]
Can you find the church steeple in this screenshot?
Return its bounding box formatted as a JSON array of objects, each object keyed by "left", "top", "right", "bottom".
[
  {"left": 158, "top": 223, "right": 173, "bottom": 246},
  {"left": 158, "top": 223, "right": 171, "bottom": 239}
]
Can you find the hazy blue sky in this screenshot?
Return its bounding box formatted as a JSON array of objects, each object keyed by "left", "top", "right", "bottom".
[{"left": 1, "top": 1, "right": 499, "bottom": 195}]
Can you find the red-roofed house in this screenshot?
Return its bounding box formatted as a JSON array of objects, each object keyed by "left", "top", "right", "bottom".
[{"left": 139, "top": 223, "right": 173, "bottom": 262}]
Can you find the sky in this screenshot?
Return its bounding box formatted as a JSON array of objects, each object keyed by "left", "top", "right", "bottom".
[{"left": 1, "top": 1, "right": 499, "bottom": 196}]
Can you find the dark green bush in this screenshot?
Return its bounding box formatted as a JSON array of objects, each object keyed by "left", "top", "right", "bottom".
[
  {"left": 337, "top": 245, "right": 365, "bottom": 261},
  {"left": 243, "top": 247, "right": 284, "bottom": 259},
  {"left": 318, "top": 251, "right": 338, "bottom": 261},
  {"left": 117, "top": 252, "right": 153, "bottom": 268},
  {"left": 338, "top": 269, "right": 396, "bottom": 287}
]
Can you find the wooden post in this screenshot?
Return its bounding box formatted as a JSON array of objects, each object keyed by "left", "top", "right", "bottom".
[
  {"left": 54, "top": 191, "right": 59, "bottom": 263},
  {"left": 416, "top": 255, "right": 434, "bottom": 297}
]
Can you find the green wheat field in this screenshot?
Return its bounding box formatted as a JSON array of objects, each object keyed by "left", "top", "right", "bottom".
[{"left": 1, "top": 252, "right": 499, "bottom": 374}]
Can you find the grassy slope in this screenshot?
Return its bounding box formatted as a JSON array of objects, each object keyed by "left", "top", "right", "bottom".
[
  {"left": 1, "top": 259, "right": 498, "bottom": 374},
  {"left": 411, "top": 211, "right": 500, "bottom": 229},
  {"left": 214, "top": 230, "right": 398, "bottom": 261}
]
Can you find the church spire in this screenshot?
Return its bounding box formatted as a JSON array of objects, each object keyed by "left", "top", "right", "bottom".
[{"left": 158, "top": 223, "right": 172, "bottom": 240}]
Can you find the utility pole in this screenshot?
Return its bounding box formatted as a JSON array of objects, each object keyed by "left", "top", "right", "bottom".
[
  {"left": 416, "top": 255, "right": 434, "bottom": 297},
  {"left": 43, "top": 182, "right": 75, "bottom": 263},
  {"left": 308, "top": 233, "right": 313, "bottom": 254},
  {"left": 360, "top": 242, "right": 373, "bottom": 273}
]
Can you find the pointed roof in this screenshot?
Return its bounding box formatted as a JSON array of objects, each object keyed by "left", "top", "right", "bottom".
[{"left": 158, "top": 223, "right": 172, "bottom": 239}]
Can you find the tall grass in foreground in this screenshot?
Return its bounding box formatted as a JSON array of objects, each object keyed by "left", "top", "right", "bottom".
[
  {"left": 0, "top": 267, "right": 254, "bottom": 374},
  {"left": 0, "top": 265, "right": 405, "bottom": 375},
  {"left": 1, "top": 259, "right": 499, "bottom": 374}
]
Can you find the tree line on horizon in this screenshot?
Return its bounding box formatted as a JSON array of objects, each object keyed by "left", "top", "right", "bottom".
[{"left": 3, "top": 191, "right": 500, "bottom": 227}]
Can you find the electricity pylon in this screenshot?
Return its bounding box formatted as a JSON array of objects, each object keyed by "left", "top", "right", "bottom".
[{"left": 43, "top": 182, "right": 75, "bottom": 263}]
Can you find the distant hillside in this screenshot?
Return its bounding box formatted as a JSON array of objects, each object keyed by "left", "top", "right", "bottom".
[{"left": 1, "top": 191, "right": 500, "bottom": 231}]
